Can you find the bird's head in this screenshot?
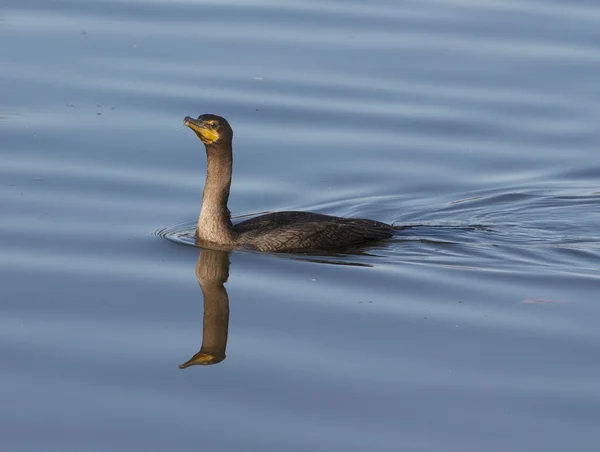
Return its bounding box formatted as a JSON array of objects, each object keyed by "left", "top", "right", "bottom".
[{"left": 183, "top": 114, "right": 233, "bottom": 145}]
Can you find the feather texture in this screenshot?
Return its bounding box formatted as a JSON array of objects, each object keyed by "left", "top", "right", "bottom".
[{"left": 234, "top": 211, "right": 393, "bottom": 252}]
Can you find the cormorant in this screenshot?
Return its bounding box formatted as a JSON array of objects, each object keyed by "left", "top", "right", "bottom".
[{"left": 184, "top": 114, "right": 393, "bottom": 252}]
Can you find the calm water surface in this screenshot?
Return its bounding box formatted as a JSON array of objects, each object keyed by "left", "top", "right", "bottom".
[{"left": 2, "top": 1, "right": 600, "bottom": 451}]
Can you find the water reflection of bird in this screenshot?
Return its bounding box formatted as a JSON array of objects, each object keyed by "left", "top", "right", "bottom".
[
  {"left": 179, "top": 249, "right": 230, "bottom": 368},
  {"left": 184, "top": 114, "right": 393, "bottom": 252}
]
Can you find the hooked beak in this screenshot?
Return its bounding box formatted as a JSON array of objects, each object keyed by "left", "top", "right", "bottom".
[{"left": 184, "top": 116, "right": 219, "bottom": 144}]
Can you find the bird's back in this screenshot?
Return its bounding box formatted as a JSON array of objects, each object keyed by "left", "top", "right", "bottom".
[{"left": 233, "top": 211, "right": 393, "bottom": 252}]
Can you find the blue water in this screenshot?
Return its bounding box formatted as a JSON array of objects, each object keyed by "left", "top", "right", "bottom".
[{"left": 2, "top": 1, "right": 600, "bottom": 451}]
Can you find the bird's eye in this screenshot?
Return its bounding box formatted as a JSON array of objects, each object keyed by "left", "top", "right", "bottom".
[{"left": 210, "top": 121, "right": 218, "bottom": 129}]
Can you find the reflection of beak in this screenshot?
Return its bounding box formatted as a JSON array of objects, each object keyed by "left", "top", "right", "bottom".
[
  {"left": 179, "top": 352, "right": 224, "bottom": 368},
  {"left": 184, "top": 116, "right": 218, "bottom": 144}
]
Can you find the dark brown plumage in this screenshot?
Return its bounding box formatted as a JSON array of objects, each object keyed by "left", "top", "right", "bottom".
[{"left": 184, "top": 114, "right": 393, "bottom": 252}]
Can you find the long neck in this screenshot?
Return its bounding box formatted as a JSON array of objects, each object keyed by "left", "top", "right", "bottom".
[{"left": 196, "top": 142, "right": 235, "bottom": 244}]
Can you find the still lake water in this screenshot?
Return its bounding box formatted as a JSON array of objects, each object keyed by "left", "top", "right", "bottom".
[{"left": 2, "top": 1, "right": 600, "bottom": 451}]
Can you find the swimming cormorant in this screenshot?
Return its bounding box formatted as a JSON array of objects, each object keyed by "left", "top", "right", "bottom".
[{"left": 184, "top": 114, "right": 393, "bottom": 252}]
